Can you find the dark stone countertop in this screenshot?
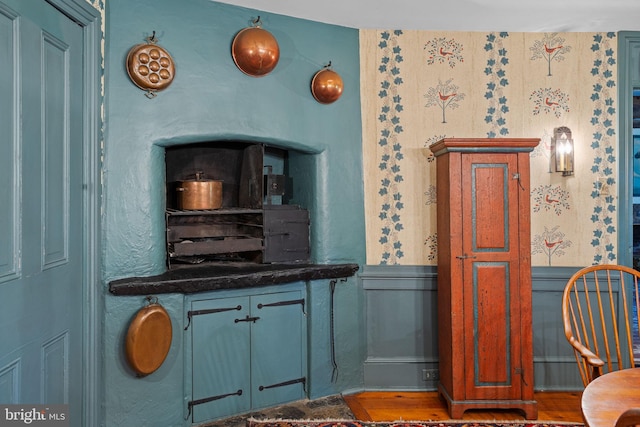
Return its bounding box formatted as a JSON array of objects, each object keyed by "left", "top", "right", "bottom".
[{"left": 108, "top": 262, "right": 360, "bottom": 296}]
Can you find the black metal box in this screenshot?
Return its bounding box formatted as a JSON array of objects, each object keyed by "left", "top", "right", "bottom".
[{"left": 263, "top": 205, "right": 310, "bottom": 263}]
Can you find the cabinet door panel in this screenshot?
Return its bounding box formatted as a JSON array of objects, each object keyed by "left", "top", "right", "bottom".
[
  {"left": 191, "top": 297, "right": 251, "bottom": 423},
  {"left": 250, "top": 291, "right": 305, "bottom": 409},
  {"left": 472, "top": 262, "right": 510, "bottom": 387}
]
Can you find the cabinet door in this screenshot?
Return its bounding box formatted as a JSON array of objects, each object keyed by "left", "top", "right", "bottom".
[
  {"left": 191, "top": 297, "right": 251, "bottom": 423},
  {"left": 250, "top": 290, "right": 306, "bottom": 409},
  {"left": 460, "top": 153, "right": 523, "bottom": 400}
]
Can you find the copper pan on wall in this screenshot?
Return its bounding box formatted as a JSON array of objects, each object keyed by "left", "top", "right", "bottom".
[
  {"left": 126, "top": 31, "right": 175, "bottom": 98},
  {"left": 232, "top": 17, "right": 280, "bottom": 77},
  {"left": 311, "top": 62, "right": 344, "bottom": 104},
  {"left": 125, "top": 296, "right": 172, "bottom": 377}
]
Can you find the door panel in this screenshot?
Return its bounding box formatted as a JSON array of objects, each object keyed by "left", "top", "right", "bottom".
[
  {"left": 471, "top": 164, "right": 508, "bottom": 250},
  {"left": 0, "top": 7, "right": 19, "bottom": 283},
  {"left": 473, "top": 262, "right": 509, "bottom": 385},
  {"left": 43, "top": 33, "right": 70, "bottom": 268},
  {"left": 0, "top": 0, "right": 83, "bottom": 421},
  {"left": 461, "top": 153, "right": 522, "bottom": 400},
  {"left": 251, "top": 291, "right": 305, "bottom": 409},
  {"left": 191, "top": 297, "right": 251, "bottom": 423}
]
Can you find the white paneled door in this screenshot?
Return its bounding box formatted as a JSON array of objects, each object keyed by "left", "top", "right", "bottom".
[{"left": 0, "top": 0, "right": 85, "bottom": 424}]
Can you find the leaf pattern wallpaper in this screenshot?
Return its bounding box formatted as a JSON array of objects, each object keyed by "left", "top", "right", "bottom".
[{"left": 361, "top": 30, "right": 617, "bottom": 267}]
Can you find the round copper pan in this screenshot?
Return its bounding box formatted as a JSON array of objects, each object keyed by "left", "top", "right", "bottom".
[
  {"left": 126, "top": 42, "right": 175, "bottom": 95},
  {"left": 232, "top": 26, "right": 280, "bottom": 77},
  {"left": 311, "top": 68, "right": 344, "bottom": 104},
  {"left": 125, "top": 299, "right": 172, "bottom": 376}
]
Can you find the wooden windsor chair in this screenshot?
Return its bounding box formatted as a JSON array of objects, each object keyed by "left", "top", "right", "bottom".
[
  {"left": 616, "top": 408, "right": 640, "bottom": 427},
  {"left": 562, "top": 264, "right": 640, "bottom": 386}
]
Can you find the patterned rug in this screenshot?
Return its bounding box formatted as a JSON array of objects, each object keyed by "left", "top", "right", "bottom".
[
  {"left": 205, "top": 396, "right": 356, "bottom": 427},
  {"left": 246, "top": 421, "right": 584, "bottom": 427}
]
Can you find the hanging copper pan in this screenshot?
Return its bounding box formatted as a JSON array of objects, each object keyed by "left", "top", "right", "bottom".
[
  {"left": 311, "top": 64, "right": 344, "bottom": 104},
  {"left": 125, "top": 296, "right": 172, "bottom": 377},
  {"left": 126, "top": 32, "right": 175, "bottom": 98},
  {"left": 232, "top": 17, "right": 280, "bottom": 77}
]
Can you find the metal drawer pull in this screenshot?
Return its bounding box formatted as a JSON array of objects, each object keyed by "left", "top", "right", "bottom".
[
  {"left": 184, "top": 305, "right": 242, "bottom": 330},
  {"left": 234, "top": 315, "right": 260, "bottom": 323},
  {"left": 455, "top": 254, "right": 477, "bottom": 260},
  {"left": 258, "top": 377, "right": 306, "bottom": 392},
  {"left": 186, "top": 389, "right": 242, "bottom": 419}
]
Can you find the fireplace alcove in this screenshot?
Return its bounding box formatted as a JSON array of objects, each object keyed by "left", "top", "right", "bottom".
[
  {"left": 107, "top": 141, "right": 359, "bottom": 424},
  {"left": 109, "top": 140, "right": 359, "bottom": 296},
  {"left": 165, "top": 141, "right": 308, "bottom": 266}
]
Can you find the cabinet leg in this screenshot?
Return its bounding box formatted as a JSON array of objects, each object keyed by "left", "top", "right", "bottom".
[
  {"left": 448, "top": 404, "right": 466, "bottom": 419},
  {"left": 523, "top": 403, "right": 538, "bottom": 420},
  {"left": 437, "top": 385, "right": 465, "bottom": 419}
]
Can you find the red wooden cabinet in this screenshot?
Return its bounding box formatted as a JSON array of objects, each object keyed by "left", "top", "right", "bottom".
[{"left": 431, "top": 138, "right": 539, "bottom": 420}]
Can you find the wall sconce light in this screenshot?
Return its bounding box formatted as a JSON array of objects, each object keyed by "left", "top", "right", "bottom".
[{"left": 552, "top": 126, "right": 574, "bottom": 176}]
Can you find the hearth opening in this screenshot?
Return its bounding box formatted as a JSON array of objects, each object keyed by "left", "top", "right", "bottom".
[{"left": 165, "top": 141, "right": 310, "bottom": 268}]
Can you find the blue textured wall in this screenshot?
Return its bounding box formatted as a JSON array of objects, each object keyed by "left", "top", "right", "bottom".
[
  {"left": 103, "top": 0, "right": 363, "bottom": 278},
  {"left": 102, "top": 0, "right": 364, "bottom": 424}
]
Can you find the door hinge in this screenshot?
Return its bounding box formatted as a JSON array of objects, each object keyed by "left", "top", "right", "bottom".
[
  {"left": 186, "top": 389, "right": 243, "bottom": 420},
  {"left": 184, "top": 305, "right": 242, "bottom": 330},
  {"left": 258, "top": 376, "right": 306, "bottom": 393},
  {"left": 257, "top": 298, "right": 306, "bottom": 315}
]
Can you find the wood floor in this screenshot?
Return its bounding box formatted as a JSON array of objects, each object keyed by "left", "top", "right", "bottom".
[{"left": 343, "top": 391, "right": 584, "bottom": 423}]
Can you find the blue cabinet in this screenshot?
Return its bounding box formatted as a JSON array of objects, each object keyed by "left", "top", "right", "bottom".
[{"left": 187, "top": 286, "right": 307, "bottom": 423}]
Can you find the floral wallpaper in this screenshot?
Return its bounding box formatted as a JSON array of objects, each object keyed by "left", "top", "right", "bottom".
[{"left": 361, "top": 30, "right": 618, "bottom": 267}]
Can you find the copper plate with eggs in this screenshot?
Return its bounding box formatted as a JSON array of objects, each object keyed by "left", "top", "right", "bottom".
[{"left": 126, "top": 39, "right": 175, "bottom": 97}]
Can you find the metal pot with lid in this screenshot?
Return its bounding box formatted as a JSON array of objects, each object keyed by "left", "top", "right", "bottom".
[{"left": 176, "top": 172, "right": 223, "bottom": 210}]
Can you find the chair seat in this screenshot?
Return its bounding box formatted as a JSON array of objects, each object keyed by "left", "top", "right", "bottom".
[{"left": 615, "top": 408, "right": 640, "bottom": 427}]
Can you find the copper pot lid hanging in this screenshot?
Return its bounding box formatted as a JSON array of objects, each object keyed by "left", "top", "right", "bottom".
[
  {"left": 125, "top": 296, "right": 173, "bottom": 376},
  {"left": 232, "top": 17, "right": 280, "bottom": 77},
  {"left": 126, "top": 31, "right": 175, "bottom": 98},
  {"left": 311, "top": 62, "right": 344, "bottom": 104}
]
